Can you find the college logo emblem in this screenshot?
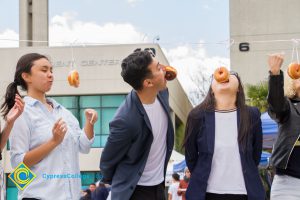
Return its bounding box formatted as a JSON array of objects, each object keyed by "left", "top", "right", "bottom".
[{"left": 8, "top": 162, "right": 36, "bottom": 190}]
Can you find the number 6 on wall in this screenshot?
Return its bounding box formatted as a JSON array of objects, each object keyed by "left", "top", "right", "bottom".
[{"left": 239, "top": 42, "right": 250, "bottom": 52}]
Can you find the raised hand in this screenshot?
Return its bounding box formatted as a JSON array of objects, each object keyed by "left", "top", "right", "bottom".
[
  {"left": 84, "top": 109, "right": 98, "bottom": 125},
  {"left": 51, "top": 118, "right": 67, "bottom": 145},
  {"left": 6, "top": 94, "right": 24, "bottom": 124},
  {"left": 268, "top": 53, "right": 284, "bottom": 75}
]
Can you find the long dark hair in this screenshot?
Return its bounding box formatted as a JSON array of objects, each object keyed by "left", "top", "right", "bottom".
[
  {"left": 183, "top": 73, "right": 251, "bottom": 150},
  {"left": 1, "top": 53, "right": 48, "bottom": 118}
]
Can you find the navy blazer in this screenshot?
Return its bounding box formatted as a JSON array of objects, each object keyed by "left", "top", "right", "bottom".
[
  {"left": 100, "top": 89, "right": 174, "bottom": 200},
  {"left": 184, "top": 106, "right": 265, "bottom": 200}
]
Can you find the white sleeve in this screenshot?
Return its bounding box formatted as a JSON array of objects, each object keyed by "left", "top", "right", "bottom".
[
  {"left": 10, "top": 114, "right": 31, "bottom": 168},
  {"left": 168, "top": 184, "right": 175, "bottom": 194},
  {"left": 67, "top": 111, "right": 94, "bottom": 154}
]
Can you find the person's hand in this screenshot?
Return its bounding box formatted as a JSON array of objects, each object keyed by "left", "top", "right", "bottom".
[
  {"left": 6, "top": 94, "right": 24, "bottom": 124},
  {"left": 268, "top": 53, "right": 284, "bottom": 75},
  {"left": 51, "top": 118, "right": 67, "bottom": 145},
  {"left": 84, "top": 109, "right": 98, "bottom": 125}
]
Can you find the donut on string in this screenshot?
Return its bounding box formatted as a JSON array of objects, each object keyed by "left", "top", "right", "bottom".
[
  {"left": 164, "top": 65, "right": 177, "bottom": 81},
  {"left": 213, "top": 67, "right": 230, "bottom": 83},
  {"left": 287, "top": 63, "right": 300, "bottom": 79},
  {"left": 287, "top": 39, "right": 300, "bottom": 79},
  {"left": 68, "top": 69, "right": 80, "bottom": 88}
]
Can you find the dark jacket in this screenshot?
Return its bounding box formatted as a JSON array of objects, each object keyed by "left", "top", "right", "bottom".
[
  {"left": 100, "top": 89, "right": 174, "bottom": 200},
  {"left": 184, "top": 107, "right": 265, "bottom": 200},
  {"left": 268, "top": 71, "right": 300, "bottom": 169}
]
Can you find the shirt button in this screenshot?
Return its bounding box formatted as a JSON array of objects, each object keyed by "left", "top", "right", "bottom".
[
  {"left": 138, "top": 172, "right": 142, "bottom": 176},
  {"left": 130, "top": 186, "right": 134, "bottom": 190}
]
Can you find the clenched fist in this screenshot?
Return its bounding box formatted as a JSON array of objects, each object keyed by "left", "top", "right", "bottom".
[
  {"left": 268, "top": 53, "right": 284, "bottom": 75},
  {"left": 84, "top": 109, "right": 98, "bottom": 125}
]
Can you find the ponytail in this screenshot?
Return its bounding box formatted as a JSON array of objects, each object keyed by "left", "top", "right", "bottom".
[
  {"left": 1, "top": 81, "right": 20, "bottom": 118},
  {"left": 1, "top": 53, "right": 48, "bottom": 118}
]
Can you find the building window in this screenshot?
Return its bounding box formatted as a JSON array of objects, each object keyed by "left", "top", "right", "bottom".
[
  {"left": 6, "top": 174, "right": 18, "bottom": 200},
  {"left": 52, "top": 94, "right": 126, "bottom": 148},
  {"left": 6, "top": 94, "right": 126, "bottom": 150},
  {"left": 53, "top": 96, "right": 79, "bottom": 118},
  {"left": 80, "top": 171, "right": 102, "bottom": 189}
]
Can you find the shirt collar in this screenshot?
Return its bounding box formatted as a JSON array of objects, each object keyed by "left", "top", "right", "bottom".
[{"left": 24, "top": 96, "right": 61, "bottom": 109}]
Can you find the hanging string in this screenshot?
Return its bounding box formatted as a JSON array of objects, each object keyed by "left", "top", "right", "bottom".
[
  {"left": 1, "top": 37, "right": 300, "bottom": 47},
  {"left": 295, "top": 39, "right": 299, "bottom": 64},
  {"left": 291, "top": 41, "right": 295, "bottom": 63},
  {"left": 70, "top": 39, "right": 77, "bottom": 70},
  {"left": 290, "top": 39, "right": 300, "bottom": 64}
]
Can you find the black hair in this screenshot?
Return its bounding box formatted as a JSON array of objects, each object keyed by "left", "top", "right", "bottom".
[
  {"left": 172, "top": 173, "right": 180, "bottom": 181},
  {"left": 183, "top": 73, "right": 251, "bottom": 151},
  {"left": 1, "top": 53, "right": 48, "bottom": 118},
  {"left": 121, "top": 48, "right": 153, "bottom": 90}
]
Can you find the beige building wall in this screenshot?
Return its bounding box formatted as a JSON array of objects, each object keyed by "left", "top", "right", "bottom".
[
  {"left": 230, "top": 0, "right": 300, "bottom": 85},
  {"left": 0, "top": 44, "right": 192, "bottom": 172},
  {"left": 19, "top": 0, "right": 48, "bottom": 47}
]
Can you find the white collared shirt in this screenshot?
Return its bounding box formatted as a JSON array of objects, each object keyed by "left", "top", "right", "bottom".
[{"left": 9, "top": 96, "right": 94, "bottom": 200}]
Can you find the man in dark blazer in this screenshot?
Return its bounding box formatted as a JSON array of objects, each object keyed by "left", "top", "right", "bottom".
[{"left": 100, "top": 49, "right": 174, "bottom": 200}]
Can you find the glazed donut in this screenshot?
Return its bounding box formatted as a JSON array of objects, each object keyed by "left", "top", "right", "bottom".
[
  {"left": 67, "top": 70, "right": 80, "bottom": 88},
  {"left": 213, "top": 67, "right": 230, "bottom": 83},
  {"left": 164, "top": 66, "right": 177, "bottom": 81},
  {"left": 287, "top": 63, "right": 300, "bottom": 79}
]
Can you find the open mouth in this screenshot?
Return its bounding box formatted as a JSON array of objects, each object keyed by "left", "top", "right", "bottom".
[{"left": 221, "top": 80, "right": 230, "bottom": 84}]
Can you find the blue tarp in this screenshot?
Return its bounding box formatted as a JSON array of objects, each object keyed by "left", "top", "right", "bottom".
[
  {"left": 173, "top": 160, "right": 186, "bottom": 172},
  {"left": 261, "top": 112, "right": 278, "bottom": 135},
  {"left": 261, "top": 112, "right": 278, "bottom": 149},
  {"left": 260, "top": 151, "right": 272, "bottom": 167}
]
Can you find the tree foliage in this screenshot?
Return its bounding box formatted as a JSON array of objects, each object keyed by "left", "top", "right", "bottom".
[{"left": 246, "top": 81, "right": 268, "bottom": 113}]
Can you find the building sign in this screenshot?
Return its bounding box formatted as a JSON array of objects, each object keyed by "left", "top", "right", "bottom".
[
  {"left": 239, "top": 42, "right": 250, "bottom": 52},
  {"left": 52, "top": 47, "right": 157, "bottom": 68},
  {"left": 52, "top": 59, "right": 121, "bottom": 68}
]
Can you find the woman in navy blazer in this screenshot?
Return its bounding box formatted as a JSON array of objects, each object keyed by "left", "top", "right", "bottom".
[{"left": 183, "top": 71, "right": 265, "bottom": 200}]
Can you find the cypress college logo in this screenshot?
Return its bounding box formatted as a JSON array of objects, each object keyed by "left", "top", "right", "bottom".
[{"left": 8, "top": 162, "right": 36, "bottom": 190}]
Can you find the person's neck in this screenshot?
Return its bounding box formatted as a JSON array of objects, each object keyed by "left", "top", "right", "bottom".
[
  {"left": 215, "top": 93, "right": 237, "bottom": 110},
  {"left": 27, "top": 90, "right": 47, "bottom": 104},
  {"left": 136, "top": 89, "right": 158, "bottom": 104}
]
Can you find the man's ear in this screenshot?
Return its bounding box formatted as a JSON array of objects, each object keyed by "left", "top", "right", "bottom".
[{"left": 142, "top": 78, "right": 153, "bottom": 88}]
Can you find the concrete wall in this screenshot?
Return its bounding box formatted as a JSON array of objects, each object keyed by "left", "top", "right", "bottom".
[
  {"left": 19, "top": 0, "right": 48, "bottom": 47},
  {"left": 230, "top": 0, "right": 300, "bottom": 85}
]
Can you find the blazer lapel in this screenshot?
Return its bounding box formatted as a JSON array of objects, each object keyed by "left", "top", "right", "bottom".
[
  {"left": 205, "top": 111, "right": 215, "bottom": 154},
  {"left": 237, "top": 109, "right": 243, "bottom": 153},
  {"left": 131, "top": 90, "right": 152, "bottom": 132}
]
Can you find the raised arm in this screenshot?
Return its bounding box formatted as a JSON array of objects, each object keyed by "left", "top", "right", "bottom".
[{"left": 267, "top": 54, "right": 290, "bottom": 123}]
